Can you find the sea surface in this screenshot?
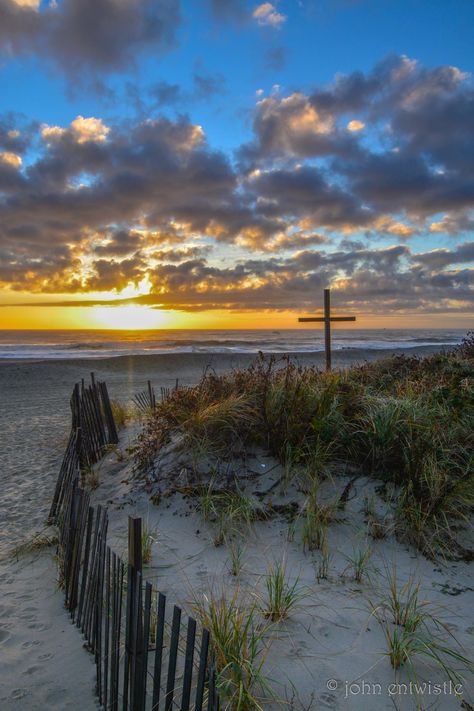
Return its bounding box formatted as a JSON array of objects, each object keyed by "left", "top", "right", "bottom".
[{"left": 0, "top": 328, "right": 467, "bottom": 360}]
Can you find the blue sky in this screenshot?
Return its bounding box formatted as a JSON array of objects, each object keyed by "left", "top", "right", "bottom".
[{"left": 0, "top": 0, "right": 473, "bottom": 328}]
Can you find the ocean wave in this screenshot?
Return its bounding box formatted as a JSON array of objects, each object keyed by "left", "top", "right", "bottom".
[{"left": 0, "top": 329, "right": 464, "bottom": 360}]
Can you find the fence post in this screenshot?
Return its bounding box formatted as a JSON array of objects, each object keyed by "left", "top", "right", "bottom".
[{"left": 127, "top": 517, "right": 144, "bottom": 711}]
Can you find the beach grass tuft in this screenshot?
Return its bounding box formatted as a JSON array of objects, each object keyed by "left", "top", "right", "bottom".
[
  {"left": 192, "top": 588, "right": 274, "bottom": 710},
  {"left": 372, "top": 568, "right": 473, "bottom": 688},
  {"left": 262, "top": 559, "right": 306, "bottom": 621}
]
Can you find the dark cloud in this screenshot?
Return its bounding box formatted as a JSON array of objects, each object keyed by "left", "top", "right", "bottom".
[
  {"left": 414, "top": 242, "right": 474, "bottom": 270},
  {"left": 148, "top": 80, "right": 184, "bottom": 107},
  {"left": 0, "top": 0, "right": 181, "bottom": 77},
  {"left": 265, "top": 46, "right": 287, "bottom": 71},
  {"left": 209, "top": 0, "right": 247, "bottom": 22},
  {"left": 147, "top": 71, "right": 225, "bottom": 108},
  {"left": 248, "top": 165, "right": 373, "bottom": 228},
  {"left": 193, "top": 71, "right": 226, "bottom": 100}
]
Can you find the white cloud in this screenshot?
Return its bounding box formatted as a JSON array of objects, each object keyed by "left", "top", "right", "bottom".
[
  {"left": 70, "top": 116, "right": 110, "bottom": 144},
  {"left": 41, "top": 116, "right": 110, "bottom": 144},
  {"left": 252, "top": 3, "right": 287, "bottom": 28}
]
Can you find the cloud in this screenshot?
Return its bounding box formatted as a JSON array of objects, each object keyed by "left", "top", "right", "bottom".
[
  {"left": 42, "top": 116, "right": 110, "bottom": 145},
  {"left": 209, "top": 0, "right": 247, "bottom": 22},
  {"left": 347, "top": 119, "right": 365, "bottom": 131},
  {"left": 0, "top": 0, "right": 181, "bottom": 78},
  {"left": 0, "top": 151, "right": 22, "bottom": 168},
  {"left": 265, "top": 46, "right": 287, "bottom": 71},
  {"left": 252, "top": 3, "right": 287, "bottom": 28},
  {"left": 147, "top": 71, "right": 225, "bottom": 109}
]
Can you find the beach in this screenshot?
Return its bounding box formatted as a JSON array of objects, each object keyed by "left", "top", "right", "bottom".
[{"left": 0, "top": 342, "right": 472, "bottom": 710}]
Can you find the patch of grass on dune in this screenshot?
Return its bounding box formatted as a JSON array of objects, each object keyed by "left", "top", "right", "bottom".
[{"left": 134, "top": 336, "right": 474, "bottom": 558}]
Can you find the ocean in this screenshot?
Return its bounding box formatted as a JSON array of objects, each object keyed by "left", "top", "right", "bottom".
[{"left": 0, "top": 328, "right": 467, "bottom": 360}]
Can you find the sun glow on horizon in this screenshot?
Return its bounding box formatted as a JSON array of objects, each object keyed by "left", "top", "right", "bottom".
[{"left": 88, "top": 304, "right": 169, "bottom": 329}]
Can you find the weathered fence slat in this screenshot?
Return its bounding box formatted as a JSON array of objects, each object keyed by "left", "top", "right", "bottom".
[
  {"left": 195, "top": 628, "right": 210, "bottom": 711},
  {"left": 181, "top": 617, "right": 197, "bottom": 711},
  {"left": 152, "top": 591, "right": 167, "bottom": 711},
  {"left": 141, "top": 582, "right": 153, "bottom": 709},
  {"left": 165, "top": 605, "right": 182, "bottom": 711}
]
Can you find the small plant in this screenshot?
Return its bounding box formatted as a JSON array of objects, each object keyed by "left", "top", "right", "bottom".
[
  {"left": 111, "top": 399, "right": 128, "bottom": 429},
  {"left": 344, "top": 546, "right": 372, "bottom": 583},
  {"left": 192, "top": 588, "right": 274, "bottom": 710},
  {"left": 11, "top": 527, "right": 59, "bottom": 560},
  {"left": 198, "top": 483, "right": 259, "bottom": 545},
  {"left": 302, "top": 512, "right": 327, "bottom": 552},
  {"left": 263, "top": 560, "right": 306, "bottom": 622},
  {"left": 228, "top": 541, "right": 245, "bottom": 577},
  {"left": 316, "top": 539, "right": 331, "bottom": 581},
  {"left": 302, "top": 498, "right": 336, "bottom": 552},
  {"left": 141, "top": 520, "right": 158, "bottom": 565},
  {"left": 367, "top": 512, "right": 389, "bottom": 540},
  {"left": 371, "top": 568, "right": 473, "bottom": 687}
]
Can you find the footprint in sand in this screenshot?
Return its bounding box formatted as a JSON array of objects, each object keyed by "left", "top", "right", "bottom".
[
  {"left": 19, "top": 612, "right": 37, "bottom": 621},
  {"left": 318, "top": 691, "right": 338, "bottom": 708},
  {"left": 38, "top": 652, "right": 53, "bottom": 661},
  {"left": 0, "top": 629, "right": 11, "bottom": 644},
  {"left": 27, "top": 622, "right": 51, "bottom": 631},
  {"left": 21, "top": 640, "right": 42, "bottom": 649},
  {"left": 23, "top": 666, "right": 41, "bottom": 676},
  {"left": 10, "top": 688, "right": 27, "bottom": 700}
]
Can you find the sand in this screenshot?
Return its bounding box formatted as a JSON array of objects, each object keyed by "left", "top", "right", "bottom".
[
  {"left": 0, "top": 345, "right": 470, "bottom": 710},
  {"left": 91, "top": 443, "right": 474, "bottom": 710}
]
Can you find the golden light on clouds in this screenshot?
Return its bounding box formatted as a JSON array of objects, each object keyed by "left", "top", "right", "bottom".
[
  {"left": 12, "top": 0, "right": 40, "bottom": 7},
  {"left": 41, "top": 116, "right": 110, "bottom": 144},
  {"left": 0, "top": 152, "right": 22, "bottom": 168},
  {"left": 347, "top": 120, "right": 365, "bottom": 132}
]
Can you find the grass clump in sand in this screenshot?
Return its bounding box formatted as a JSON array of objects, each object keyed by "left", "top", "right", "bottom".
[
  {"left": 302, "top": 497, "right": 338, "bottom": 552},
  {"left": 110, "top": 399, "right": 129, "bottom": 429},
  {"left": 11, "top": 527, "right": 59, "bottom": 560},
  {"left": 192, "top": 589, "right": 274, "bottom": 710},
  {"left": 372, "top": 568, "right": 473, "bottom": 691},
  {"left": 134, "top": 337, "right": 474, "bottom": 559},
  {"left": 343, "top": 545, "right": 372, "bottom": 583},
  {"left": 140, "top": 519, "right": 158, "bottom": 564},
  {"left": 198, "top": 483, "right": 262, "bottom": 546},
  {"left": 262, "top": 560, "right": 306, "bottom": 621}
]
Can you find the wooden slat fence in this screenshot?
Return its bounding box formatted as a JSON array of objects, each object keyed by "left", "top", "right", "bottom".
[
  {"left": 50, "top": 375, "right": 220, "bottom": 711},
  {"left": 133, "top": 379, "right": 191, "bottom": 414}
]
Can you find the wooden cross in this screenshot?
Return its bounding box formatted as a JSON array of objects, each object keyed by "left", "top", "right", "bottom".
[{"left": 298, "top": 288, "right": 356, "bottom": 371}]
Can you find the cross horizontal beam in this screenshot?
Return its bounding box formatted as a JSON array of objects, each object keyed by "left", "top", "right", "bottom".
[
  {"left": 298, "top": 288, "right": 357, "bottom": 371},
  {"left": 298, "top": 316, "right": 356, "bottom": 322}
]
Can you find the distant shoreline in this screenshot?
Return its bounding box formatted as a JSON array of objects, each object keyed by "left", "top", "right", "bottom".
[{"left": 0, "top": 343, "right": 455, "bottom": 367}]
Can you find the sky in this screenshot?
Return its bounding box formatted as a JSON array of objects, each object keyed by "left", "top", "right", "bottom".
[{"left": 0, "top": 0, "right": 473, "bottom": 330}]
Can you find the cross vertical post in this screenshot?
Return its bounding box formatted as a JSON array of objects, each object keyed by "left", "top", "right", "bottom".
[
  {"left": 298, "top": 288, "right": 356, "bottom": 371},
  {"left": 324, "top": 288, "right": 331, "bottom": 371}
]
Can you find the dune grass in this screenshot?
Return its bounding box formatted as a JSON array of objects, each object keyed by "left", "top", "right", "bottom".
[
  {"left": 192, "top": 589, "right": 274, "bottom": 710},
  {"left": 134, "top": 338, "right": 474, "bottom": 559},
  {"left": 262, "top": 560, "right": 306, "bottom": 621},
  {"left": 371, "top": 568, "right": 473, "bottom": 689}
]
